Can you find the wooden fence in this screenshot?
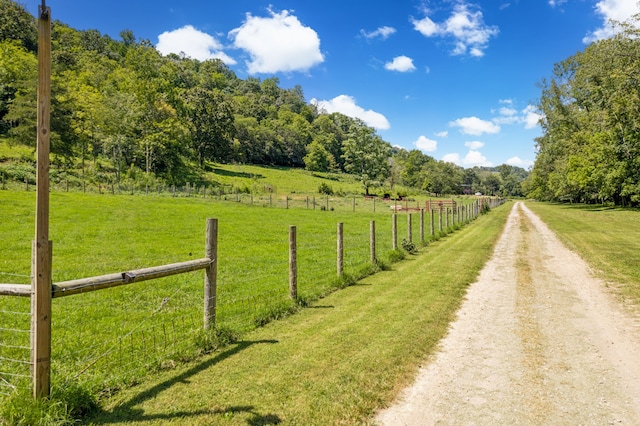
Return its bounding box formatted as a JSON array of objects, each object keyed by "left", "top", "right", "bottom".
[{"left": 0, "top": 197, "right": 509, "bottom": 399}]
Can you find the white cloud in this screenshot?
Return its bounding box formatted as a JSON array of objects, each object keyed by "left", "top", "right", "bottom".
[
  {"left": 549, "top": 0, "right": 568, "bottom": 7},
  {"left": 506, "top": 156, "right": 534, "bottom": 168},
  {"left": 311, "top": 95, "right": 390, "bottom": 130},
  {"left": 412, "top": 3, "right": 499, "bottom": 57},
  {"left": 583, "top": 0, "right": 640, "bottom": 43},
  {"left": 522, "top": 105, "right": 543, "bottom": 129},
  {"left": 450, "top": 116, "right": 500, "bottom": 135},
  {"left": 230, "top": 9, "right": 324, "bottom": 74},
  {"left": 156, "top": 25, "right": 236, "bottom": 63},
  {"left": 414, "top": 136, "right": 438, "bottom": 152},
  {"left": 491, "top": 103, "right": 542, "bottom": 128},
  {"left": 463, "top": 150, "right": 492, "bottom": 167},
  {"left": 361, "top": 26, "right": 397, "bottom": 40},
  {"left": 465, "top": 141, "right": 484, "bottom": 150},
  {"left": 436, "top": 131, "right": 449, "bottom": 138},
  {"left": 442, "top": 153, "right": 461, "bottom": 165},
  {"left": 385, "top": 55, "right": 417, "bottom": 72}
]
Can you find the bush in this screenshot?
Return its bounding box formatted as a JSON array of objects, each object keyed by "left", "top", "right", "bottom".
[
  {"left": 318, "top": 182, "right": 334, "bottom": 195},
  {"left": 401, "top": 239, "right": 418, "bottom": 254}
]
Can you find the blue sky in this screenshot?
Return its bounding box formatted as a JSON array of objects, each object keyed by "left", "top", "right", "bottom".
[{"left": 32, "top": 0, "right": 640, "bottom": 169}]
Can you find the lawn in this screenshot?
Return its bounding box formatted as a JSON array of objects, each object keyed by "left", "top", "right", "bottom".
[{"left": 525, "top": 201, "right": 640, "bottom": 306}]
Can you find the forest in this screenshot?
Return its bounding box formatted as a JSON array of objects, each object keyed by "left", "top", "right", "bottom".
[
  {"left": 0, "top": 0, "right": 526, "bottom": 197},
  {"left": 526, "top": 17, "right": 640, "bottom": 206}
]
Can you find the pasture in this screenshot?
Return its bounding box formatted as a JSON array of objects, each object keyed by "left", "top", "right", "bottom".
[{"left": 0, "top": 184, "right": 484, "bottom": 409}]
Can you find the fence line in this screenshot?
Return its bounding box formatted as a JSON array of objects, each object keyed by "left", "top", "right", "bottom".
[{"left": 0, "top": 196, "right": 505, "bottom": 402}]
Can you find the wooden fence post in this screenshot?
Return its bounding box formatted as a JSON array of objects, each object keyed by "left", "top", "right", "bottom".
[
  {"left": 204, "top": 218, "right": 218, "bottom": 329},
  {"left": 370, "top": 221, "right": 376, "bottom": 264},
  {"left": 289, "top": 226, "right": 297, "bottom": 300},
  {"left": 430, "top": 208, "right": 435, "bottom": 236},
  {"left": 407, "top": 213, "right": 412, "bottom": 243},
  {"left": 32, "top": 0, "right": 52, "bottom": 400},
  {"left": 420, "top": 209, "right": 425, "bottom": 243},
  {"left": 392, "top": 213, "right": 398, "bottom": 250},
  {"left": 439, "top": 207, "right": 443, "bottom": 232},
  {"left": 337, "top": 222, "right": 343, "bottom": 277}
]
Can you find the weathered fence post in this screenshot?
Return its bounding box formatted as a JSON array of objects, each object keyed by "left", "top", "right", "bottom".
[
  {"left": 407, "top": 213, "right": 412, "bottom": 243},
  {"left": 370, "top": 221, "right": 376, "bottom": 264},
  {"left": 337, "top": 222, "right": 344, "bottom": 277},
  {"left": 289, "top": 225, "right": 297, "bottom": 300},
  {"left": 32, "top": 0, "right": 52, "bottom": 400},
  {"left": 439, "top": 207, "right": 443, "bottom": 232},
  {"left": 204, "top": 218, "right": 218, "bottom": 329},
  {"left": 430, "top": 208, "right": 435, "bottom": 236},
  {"left": 353, "top": 196, "right": 356, "bottom": 212},
  {"left": 392, "top": 213, "right": 398, "bottom": 250},
  {"left": 420, "top": 209, "right": 425, "bottom": 243}
]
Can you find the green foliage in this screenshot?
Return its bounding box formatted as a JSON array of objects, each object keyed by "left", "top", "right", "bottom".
[
  {"left": 194, "top": 325, "right": 240, "bottom": 355},
  {"left": 401, "top": 238, "right": 418, "bottom": 254},
  {"left": 318, "top": 182, "right": 334, "bottom": 195},
  {"left": 0, "top": 380, "right": 98, "bottom": 426},
  {"left": 342, "top": 120, "right": 391, "bottom": 195},
  {"left": 0, "top": 161, "right": 35, "bottom": 183},
  {"left": 528, "top": 18, "right": 640, "bottom": 206}
]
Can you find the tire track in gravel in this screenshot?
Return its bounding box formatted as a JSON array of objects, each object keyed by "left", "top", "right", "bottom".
[{"left": 375, "top": 202, "right": 640, "bottom": 425}]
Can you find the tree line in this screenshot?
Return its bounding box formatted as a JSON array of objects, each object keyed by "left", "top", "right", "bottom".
[
  {"left": 525, "top": 16, "right": 640, "bottom": 206},
  {"left": 0, "top": 0, "right": 526, "bottom": 197}
]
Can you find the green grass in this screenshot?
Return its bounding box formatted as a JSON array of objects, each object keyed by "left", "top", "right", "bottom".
[
  {"left": 79, "top": 201, "right": 511, "bottom": 425},
  {"left": 0, "top": 189, "right": 483, "bottom": 410},
  {"left": 525, "top": 201, "right": 640, "bottom": 306}
]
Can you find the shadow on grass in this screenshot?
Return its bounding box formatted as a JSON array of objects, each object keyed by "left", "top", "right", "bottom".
[
  {"left": 84, "top": 339, "right": 278, "bottom": 425},
  {"left": 212, "top": 168, "right": 265, "bottom": 180},
  {"left": 542, "top": 202, "right": 637, "bottom": 213}
]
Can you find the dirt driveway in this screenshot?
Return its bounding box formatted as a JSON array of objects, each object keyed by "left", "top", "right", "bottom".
[{"left": 376, "top": 202, "right": 640, "bottom": 425}]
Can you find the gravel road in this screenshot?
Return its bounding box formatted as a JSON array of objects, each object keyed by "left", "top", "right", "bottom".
[{"left": 375, "top": 201, "right": 640, "bottom": 425}]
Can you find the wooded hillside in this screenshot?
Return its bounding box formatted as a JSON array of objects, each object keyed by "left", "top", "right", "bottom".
[{"left": 0, "top": 0, "right": 526, "bottom": 197}]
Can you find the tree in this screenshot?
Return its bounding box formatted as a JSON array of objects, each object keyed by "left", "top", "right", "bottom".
[
  {"left": 342, "top": 120, "right": 391, "bottom": 195},
  {"left": 185, "top": 87, "right": 235, "bottom": 166},
  {"left": 422, "top": 161, "right": 464, "bottom": 196},
  {"left": 0, "top": 0, "right": 37, "bottom": 52},
  {"left": 303, "top": 140, "right": 336, "bottom": 172}
]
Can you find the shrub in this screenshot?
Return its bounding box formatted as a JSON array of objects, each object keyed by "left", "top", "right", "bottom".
[{"left": 318, "top": 182, "right": 334, "bottom": 195}]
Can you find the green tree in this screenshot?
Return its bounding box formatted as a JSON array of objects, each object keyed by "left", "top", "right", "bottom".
[
  {"left": 342, "top": 120, "right": 391, "bottom": 195},
  {"left": 303, "top": 140, "right": 336, "bottom": 172},
  {"left": 0, "top": 0, "right": 37, "bottom": 52},
  {"left": 185, "top": 87, "right": 235, "bottom": 166}
]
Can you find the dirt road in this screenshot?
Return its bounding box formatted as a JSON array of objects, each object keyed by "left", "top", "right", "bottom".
[{"left": 376, "top": 202, "right": 640, "bottom": 425}]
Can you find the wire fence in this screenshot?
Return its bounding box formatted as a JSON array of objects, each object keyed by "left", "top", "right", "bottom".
[
  {"left": 0, "top": 279, "right": 31, "bottom": 398},
  {"left": 3, "top": 176, "right": 431, "bottom": 214},
  {"left": 0, "top": 194, "right": 502, "bottom": 402}
]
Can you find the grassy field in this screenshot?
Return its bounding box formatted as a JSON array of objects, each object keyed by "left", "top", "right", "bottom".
[
  {"left": 0, "top": 186, "right": 490, "bottom": 424},
  {"left": 71, "top": 200, "right": 510, "bottom": 425},
  {"left": 525, "top": 201, "right": 640, "bottom": 307}
]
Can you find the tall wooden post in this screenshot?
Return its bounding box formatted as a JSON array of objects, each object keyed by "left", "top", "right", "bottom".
[
  {"left": 289, "top": 226, "right": 297, "bottom": 300},
  {"left": 204, "top": 218, "right": 218, "bottom": 329},
  {"left": 337, "top": 223, "right": 344, "bottom": 277},
  {"left": 407, "top": 213, "right": 412, "bottom": 243},
  {"left": 31, "top": 0, "right": 52, "bottom": 400},
  {"left": 420, "top": 209, "right": 425, "bottom": 243}
]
